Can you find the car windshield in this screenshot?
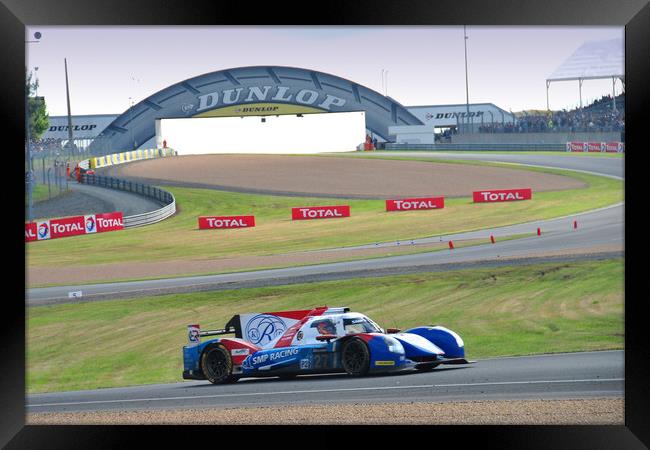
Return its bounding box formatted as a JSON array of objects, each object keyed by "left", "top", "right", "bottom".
[{"left": 343, "top": 317, "right": 381, "bottom": 334}]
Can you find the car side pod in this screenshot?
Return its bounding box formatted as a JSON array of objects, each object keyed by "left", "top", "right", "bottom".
[{"left": 405, "top": 326, "right": 466, "bottom": 359}]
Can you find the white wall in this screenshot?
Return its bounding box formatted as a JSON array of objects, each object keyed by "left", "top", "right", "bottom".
[
  {"left": 157, "top": 111, "right": 366, "bottom": 155},
  {"left": 389, "top": 125, "right": 436, "bottom": 144}
]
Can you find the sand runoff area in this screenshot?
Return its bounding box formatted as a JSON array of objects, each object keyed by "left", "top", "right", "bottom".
[{"left": 101, "top": 154, "right": 586, "bottom": 199}]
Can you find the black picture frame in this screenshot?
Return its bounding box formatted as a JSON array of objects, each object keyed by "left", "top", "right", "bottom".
[{"left": 4, "top": 0, "right": 647, "bottom": 447}]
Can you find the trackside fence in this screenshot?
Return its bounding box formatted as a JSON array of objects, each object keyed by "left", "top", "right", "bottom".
[
  {"left": 82, "top": 173, "right": 176, "bottom": 228},
  {"left": 382, "top": 143, "right": 567, "bottom": 151}
]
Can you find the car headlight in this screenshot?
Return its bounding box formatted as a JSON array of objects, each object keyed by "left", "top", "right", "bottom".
[{"left": 383, "top": 336, "right": 404, "bottom": 354}]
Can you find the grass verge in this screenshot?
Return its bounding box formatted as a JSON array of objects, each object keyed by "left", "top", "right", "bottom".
[
  {"left": 25, "top": 164, "right": 622, "bottom": 268},
  {"left": 27, "top": 183, "right": 70, "bottom": 204},
  {"left": 27, "top": 258, "right": 623, "bottom": 393}
]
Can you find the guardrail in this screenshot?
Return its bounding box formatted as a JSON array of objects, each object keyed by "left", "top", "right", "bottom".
[
  {"left": 382, "top": 143, "right": 567, "bottom": 151},
  {"left": 82, "top": 174, "right": 176, "bottom": 228}
]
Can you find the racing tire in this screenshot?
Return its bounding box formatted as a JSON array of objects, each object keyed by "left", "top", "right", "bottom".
[
  {"left": 201, "top": 343, "right": 238, "bottom": 384},
  {"left": 341, "top": 337, "right": 370, "bottom": 376}
]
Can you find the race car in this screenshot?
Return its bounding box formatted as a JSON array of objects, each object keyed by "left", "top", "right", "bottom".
[{"left": 182, "top": 306, "right": 470, "bottom": 384}]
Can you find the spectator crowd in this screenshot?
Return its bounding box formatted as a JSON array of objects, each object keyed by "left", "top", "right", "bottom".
[{"left": 479, "top": 94, "right": 624, "bottom": 134}]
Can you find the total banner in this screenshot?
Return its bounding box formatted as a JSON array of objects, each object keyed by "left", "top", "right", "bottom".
[
  {"left": 386, "top": 196, "right": 444, "bottom": 211},
  {"left": 473, "top": 188, "right": 532, "bottom": 203},
  {"left": 604, "top": 142, "right": 625, "bottom": 153},
  {"left": 567, "top": 141, "right": 587, "bottom": 152},
  {"left": 25, "top": 222, "right": 39, "bottom": 242},
  {"left": 198, "top": 216, "right": 256, "bottom": 229},
  {"left": 292, "top": 205, "right": 350, "bottom": 220},
  {"left": 25, "top": 212, "right": 123, "bottom": 242},
  {"left": 50, "top": 216, "right": 86, "bottom": 239},
  {"left": 587, "top": 142, "right": 602, "bottom": 152},
  {"left": 566, "top": 141, "right": 624, "bottom": 153}
]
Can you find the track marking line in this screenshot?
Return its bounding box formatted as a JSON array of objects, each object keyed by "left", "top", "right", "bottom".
[{"left": 28, "top": 378, "right": 623, "bottom": 408}]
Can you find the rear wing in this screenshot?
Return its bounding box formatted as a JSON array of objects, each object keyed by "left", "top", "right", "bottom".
[
  {"left": 200, "top": 326, "right": 237, "bottom": 338},
  {"left": 187, "top": 306, "right": 350, "bottom": 346}
]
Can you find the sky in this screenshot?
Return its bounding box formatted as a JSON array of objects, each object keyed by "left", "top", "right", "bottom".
[{"left": 25, "top": 26, "right": 624, "bottom": 117}]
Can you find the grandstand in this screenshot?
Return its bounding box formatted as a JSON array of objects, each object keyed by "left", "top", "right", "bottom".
[{"left": 479, "top": 94, "right": 624, "bottom": 134}]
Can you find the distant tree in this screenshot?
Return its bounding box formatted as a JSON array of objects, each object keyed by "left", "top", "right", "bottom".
[{"left": 26, "top": 70, "right": 49, "bottom": 139}]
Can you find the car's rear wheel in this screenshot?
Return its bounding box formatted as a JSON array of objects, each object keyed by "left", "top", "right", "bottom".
[
  {"left": 341, "top": 338, "right": 370, "bottom": 376},
  {"left": 201, "top": 343, "right": 238, "bottom": 384}
]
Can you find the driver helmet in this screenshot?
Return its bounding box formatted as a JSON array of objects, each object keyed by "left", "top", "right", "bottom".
[{"left": 311, "top": 318, "right": 337, "bottom": 335}]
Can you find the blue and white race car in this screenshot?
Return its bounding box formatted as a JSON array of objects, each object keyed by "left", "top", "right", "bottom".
[{"left": 182, "top": 306, "right": 470, "bottom": 384}]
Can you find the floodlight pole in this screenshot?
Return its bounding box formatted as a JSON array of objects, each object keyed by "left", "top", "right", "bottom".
[
  {"left": 65, "top": 58, "right": 74, "bottom": 159},
  {"left": 463, "top": 25, "right": 470, "bottom": 131},
  {"left": 578, "top": 79, "right": 583, "bottom": 111}
]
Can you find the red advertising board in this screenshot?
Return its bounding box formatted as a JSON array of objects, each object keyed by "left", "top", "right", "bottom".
[
  {"left": 50, "top": 216, "right": 86, "bottom": 239},
  {"left": 386, "top": 196, "right": 444, "bottom": 211},
  {"left": 587, "top": 142, "right": 603, "bottom": 152},
  {"left": 291, "top": 205, "right": 350, "bottom": 220},
  {"left": 473, "top": 188, "right": 532, "bottom": 203},
  {"left": 25, "top": 222, "right": 38, "bottom": 242},
  {"left": 95, "top": 212, "right": 124, "bottom": 232},
  {"left": 198, "top": 216, "right": 256, "bottom": 229},
  {"left": 567, "top": 142, "right": 586, "bottom": 152},
  {"left": 604, "top": 142, "right": 624, "bottom": 153},
  {"left": 26, "top": 212, "right": 123, "bottom": 242}
]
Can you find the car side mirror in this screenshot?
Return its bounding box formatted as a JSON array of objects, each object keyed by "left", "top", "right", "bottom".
[
  {"left": 386, "top": 328, "right": 401, "bottom": 334},
  {"left": 316, "top": 334, "right": 337, "bottom": 342}
]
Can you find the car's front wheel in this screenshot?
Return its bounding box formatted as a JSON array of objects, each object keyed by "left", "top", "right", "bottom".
[
  {"left": 341, "top": 337, "right": 370, "bottom": 376},
  {"left": 201, "top": 343, "right": 238, "bottom": 384}
]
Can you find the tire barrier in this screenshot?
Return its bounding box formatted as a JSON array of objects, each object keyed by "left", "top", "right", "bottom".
[
  {"left": 90, "top": 147, "right": 176, "bottom": 169},
  {"left": 82, "top": 174, "right": 176, "bottom": 228}
]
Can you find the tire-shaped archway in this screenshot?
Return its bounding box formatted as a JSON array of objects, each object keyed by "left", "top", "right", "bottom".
[{"left": 91, "top": 66, "right": 423, "bottom": 152}]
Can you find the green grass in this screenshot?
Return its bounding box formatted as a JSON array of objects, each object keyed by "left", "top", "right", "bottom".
[
  {"left": 31, "top": 184, "right": 50, "bottom": 203},
  {"left": 26, "top": 258, "right": 624, "bottom": 393},
  {"left": 25, "top": 163, "right": 622, "bottom": 269},
  {"left": 26, "top": 183, "right": 73, "bottom": 206}
]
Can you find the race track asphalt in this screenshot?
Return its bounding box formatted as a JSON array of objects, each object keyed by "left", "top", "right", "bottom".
[{"left": 26, "top": 350, "right": 623, "bottom": 413}]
